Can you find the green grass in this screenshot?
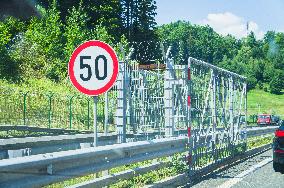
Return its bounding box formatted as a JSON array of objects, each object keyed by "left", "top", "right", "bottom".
[
  {"left": 0, "top": 79, "right": 117, "bottom": 131},
  {"left": 248, "top": 89, "right": 284, "bottom": 118},
  {"left": 247, "top": 134, "right": 274, "bottom": 150}
]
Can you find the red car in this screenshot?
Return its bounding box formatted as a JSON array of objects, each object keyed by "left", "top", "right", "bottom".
[{"left": 257, "top": 114, "right": 272, "bottom": 125}]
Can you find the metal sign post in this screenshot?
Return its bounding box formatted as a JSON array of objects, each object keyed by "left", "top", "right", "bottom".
[{"left": 93, "top": 96, "right": 98, "bottom": 147}]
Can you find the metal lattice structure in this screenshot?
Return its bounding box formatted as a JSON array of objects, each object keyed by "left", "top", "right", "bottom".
[
  {"left": 188, "top": 57, "right": 247, "bottom": 171},
  {"left": 126, "top": 62, "right": 165, "bottom": 134},
  {"left": 115, "top": 45, "right": 189, "bottom": 142}
]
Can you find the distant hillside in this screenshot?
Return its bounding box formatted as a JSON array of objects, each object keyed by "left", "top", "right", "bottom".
[{"left": 248, "top": 89, "right": 284, "bottom": 118}]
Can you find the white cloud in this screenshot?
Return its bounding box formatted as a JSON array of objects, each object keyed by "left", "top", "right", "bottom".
[{"left": 201, "top": 12, "right": 265, "bottom": 39}]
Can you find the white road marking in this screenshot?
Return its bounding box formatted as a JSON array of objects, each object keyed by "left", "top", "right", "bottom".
[{"left": 217, "top": 157, "right": 272, "bottom": 188}]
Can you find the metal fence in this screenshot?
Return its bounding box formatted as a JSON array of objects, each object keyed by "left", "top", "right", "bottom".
[
  {"left": 0, "top": 88, "right": 118, "bottom": 133},
  {"left": 188, "top": 57, "right": 247, "bottom": 172}
]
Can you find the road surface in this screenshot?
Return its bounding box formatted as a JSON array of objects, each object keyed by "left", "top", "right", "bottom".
[{"left": 185, "top": 149, "right": 284, "bottom": 188}]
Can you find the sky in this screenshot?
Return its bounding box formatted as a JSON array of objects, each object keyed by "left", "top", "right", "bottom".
[{"left": 155, "top": 0, "right": 284, "bottom": 39}]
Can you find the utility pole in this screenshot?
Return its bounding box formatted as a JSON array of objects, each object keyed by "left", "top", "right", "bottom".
[{"left": 246, "top": 21, "right": 249, "bottom": 37}]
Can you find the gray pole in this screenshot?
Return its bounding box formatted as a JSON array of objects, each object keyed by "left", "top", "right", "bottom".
[
  {"left": 104, "top": 92, "right": 108, "bottom": 136},
  {"left": 93, "top": 96, "right": 98, "bottom": 147}
]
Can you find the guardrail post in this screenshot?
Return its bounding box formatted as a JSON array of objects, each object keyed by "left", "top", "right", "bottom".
[
  {"left": 115, "top": 60, "right": 128, "bottom": 143},
  {"left": 164, "top": 46, "right": 174, "bottom": 137}
]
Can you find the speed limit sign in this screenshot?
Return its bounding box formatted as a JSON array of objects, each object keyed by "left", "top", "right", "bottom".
[
  {"left": 68, "top": 40, "right": 119, "bottom": 147},
  {"left": 68, "top": 40, "right": 119, "bottom": 96}
]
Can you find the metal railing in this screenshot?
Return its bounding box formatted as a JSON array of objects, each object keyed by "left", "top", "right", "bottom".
[
  {"left": 0, "top": 136, "right": 187, "bottom": 188},
  {"left": 0, "top": 126, "right": 276, "bottom": 160},
  {"left": 0, "top": 127, "right": 275, "bottom": 188}
]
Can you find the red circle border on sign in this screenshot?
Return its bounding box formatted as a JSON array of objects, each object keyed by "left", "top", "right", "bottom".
[{"left": 68, "top": 40, "right": 119, "bottom": 96}]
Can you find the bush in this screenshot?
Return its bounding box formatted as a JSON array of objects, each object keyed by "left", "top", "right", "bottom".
[{"left": 246, "top": 75, "right": 257, "bottom": 91}]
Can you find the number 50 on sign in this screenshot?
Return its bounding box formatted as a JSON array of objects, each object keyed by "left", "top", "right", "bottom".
[{"left": 68, "top": 40, "right": 119, "bottom": 96}]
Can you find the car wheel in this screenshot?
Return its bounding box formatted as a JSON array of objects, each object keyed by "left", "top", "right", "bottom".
[{"left": 273, "top": 162, "right": 283, "bottom": 172}]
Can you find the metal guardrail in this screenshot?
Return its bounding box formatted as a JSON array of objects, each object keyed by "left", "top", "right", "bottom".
[
  {"left": 0, "top": 126, "right": 276, "bottom": 188},
  {"left": 0, "top": 136, "right": 187, "bottom": 188},
  {"left": 0, "top": 126, "right": 277, "bottom": 160},
  {"left": 0, "top": 125, "right": 88, "bottom": 135},
  {"left": 65, "top": 132, "right": 275, "bottom": 188}
]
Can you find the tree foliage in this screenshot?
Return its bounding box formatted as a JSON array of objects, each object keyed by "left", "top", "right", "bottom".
[
  {"left": 0, "top": 2, "right": 114, "bottom": 81},
  {"left": 0, "top": 2, "right": 283, "bottom": 95},
  {"left": 157, "top": 21, "right": 284, "bottom": 94}
]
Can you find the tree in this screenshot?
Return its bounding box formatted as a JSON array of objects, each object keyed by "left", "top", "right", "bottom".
[
  {"left": 270, "top": 70, "right": 284, "bottom": 94},
  {"left": 64, "top": 2, "right": 89, "bottom": 60},
  {"left": 88, "top": 0, "right": 123, "bottom": 41},
  {"left": 37, "top": 0, "right": 123, "bottom": 41},
  {"left": 10, "top": 4, "right": 64, "bottom": 81},
  {"left": 157, "top": 21, "right": 241, "bottom": 65},
  {"left": 244, "top": 32, "right": 264, "bottom": 59},
  {"left": 120, "top": 0, "right": 158, "bottom": 63},
  {"left": 0, "top": 17, "right": 25, "bottom": 81}
]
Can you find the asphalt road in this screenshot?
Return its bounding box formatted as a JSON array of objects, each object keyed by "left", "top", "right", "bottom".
[
  {"left": 232, "top": 160, "right": 284, "bottom": 188},
  {"left": 185, "top": 149, "right": 284, "bottom": 188}
]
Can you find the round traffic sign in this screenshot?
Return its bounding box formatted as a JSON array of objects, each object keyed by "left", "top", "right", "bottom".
[{"left": 68, "top": 40, "right": 119, "bottom": 96}]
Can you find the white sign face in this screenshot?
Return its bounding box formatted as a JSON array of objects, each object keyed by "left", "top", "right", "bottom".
[{"left": 68, "top": 41, "right": 119, "bottom": 96}]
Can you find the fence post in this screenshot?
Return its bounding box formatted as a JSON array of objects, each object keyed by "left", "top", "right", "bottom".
[
  {"left": 244, "top": 82, "right": 248, "bottom": 150},
  {"left": 69, "top": 96, "right": 74, "bottom": 130},
  {"left": 23, "top": 92, "right": 28, "bottom": 126},
  {"left": 115, "top": 60, "right": 128, "bottom": 143},
  {"left": 187, "top": 57, "right": 194, "bottom": 173},
  {"left": 47, "top": 94, "right": 53, "bottom": 129},
  {"left": 211, "top": 70, "right": 217, "bottom": 159},
  {"left": 229, "top": 76, "right": 234, "bottom": 142},
  {"left": 164, "top": 46, "right": 175, "bottom": 137}
]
